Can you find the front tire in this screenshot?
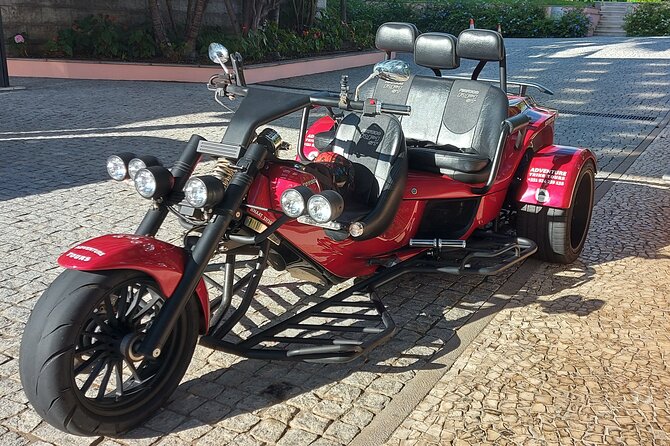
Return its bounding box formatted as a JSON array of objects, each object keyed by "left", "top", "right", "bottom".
[
  {"left": 516, "top": 160, "right": 595, "bottom": 264},
  {"left": 20, "top": 269, "right": 200, "bottom": 436}
]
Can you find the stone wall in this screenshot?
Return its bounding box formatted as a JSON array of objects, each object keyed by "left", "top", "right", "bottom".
[{"left": 1, "top": 0, "right": 241, "bottom": 43}]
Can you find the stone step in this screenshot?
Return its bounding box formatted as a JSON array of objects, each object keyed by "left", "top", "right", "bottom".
[
  {"left": 594, "top": 31, "right": 627, "bottom": 37},
  {"left": 598, "top": 19, "right": 625, "bottom": 26},
  {"left": 597, "top": 24, "right": 625, "bottom": 30}
]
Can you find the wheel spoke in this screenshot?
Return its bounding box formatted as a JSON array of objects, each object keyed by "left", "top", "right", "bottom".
[
  {"left": 114, "top": 360, "right": 124, "bottom": 397},
  {"left": 132, "top": 291, "right": 161, "bottom": 322},
  {"left": 124, "top": 358, "right": 142, "bottom": 383},
  {"left": 103, "top": 294, "right": 116, "bottom": 328},
  {"left": 82, "top": 330, "right": 114, "bottom": 341},
  {"left": 96, "top": 361, "right": 114, "bottom": 400},
  {"left": 79, "top": 356, "right": 107, "bottom": 394},
  {"left": 74, "top": 343, "right": 105, "bottom": 356},
  {"left": 74, "top": 350, "right": 105, "bottom": 376},
  {"left": 90, "top": 313, "right": 114, "bottom": 335},
  {"left": 117, "top": 290, "right": 129, "bottom": 323}
]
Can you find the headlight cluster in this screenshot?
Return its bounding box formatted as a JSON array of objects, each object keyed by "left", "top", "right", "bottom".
[
  {"left": 106, "top": 153, "right": 172, "bottom": 200},
  {"left": 280, "top": 187, "right": 344, "bottom": 224},
  {"left": 105, "top": 153, "right": 228, "bottom": 208}
]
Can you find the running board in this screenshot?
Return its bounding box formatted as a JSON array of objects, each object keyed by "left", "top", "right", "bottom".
[
  {"left": 422, "top": 236, "right": 537, "bottom": 276},
  {"left": 200, "top": 289, "right": 396, "bottom": 363}
]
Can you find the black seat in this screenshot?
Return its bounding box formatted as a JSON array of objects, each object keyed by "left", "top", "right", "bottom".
[
  {"left": 331, "top": 113, "right": 407, "bottom": 240},
  {"left": 376, "top": 30, "right": 510, "bottom": 185}
]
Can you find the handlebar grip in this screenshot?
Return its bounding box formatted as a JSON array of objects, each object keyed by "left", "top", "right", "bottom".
[{"left": 380, "top": 103, "right": 411, "bottom": 116}]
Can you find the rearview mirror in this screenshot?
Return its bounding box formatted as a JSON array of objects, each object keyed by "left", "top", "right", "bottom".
[
  {"left": 373, "top": 60, "right": 411, "bottom": 83},
  {"left": 208, "top": 43, "right": 230, "bottom": 65}
]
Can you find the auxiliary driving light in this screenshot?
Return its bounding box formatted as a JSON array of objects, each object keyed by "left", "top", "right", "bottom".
[
  {"left": 280, "top": 186, "right": 314, "bottom": 218},
  {"left": 106, "top": 152, "right": 136, "bottom": 181},
  {"left": 134, "top": 166, "right": 174, "bottom": 199},
  {"left": 307, "top": 190, "right": 344, "bottom": 223},
  {"left": 349, "top": 222, "right": 365, "bottom": 238},
  {"left": 128, "top": 155, "right": 160, "bottom": 180},
  {"left": 184, "top": 175, "right": 225, "bottom": 208}
]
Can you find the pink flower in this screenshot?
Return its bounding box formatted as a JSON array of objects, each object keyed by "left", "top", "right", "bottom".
[{"left": 14, "top": 34, "right": 25, "bottom": 44}]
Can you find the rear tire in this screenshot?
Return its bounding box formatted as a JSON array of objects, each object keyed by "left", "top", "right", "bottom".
[
  {"left": 516, "top": 160, "right": 595, "bottom": 264},
  {"left": 19, "top": 269, "right": 199, "bottom": 436}
]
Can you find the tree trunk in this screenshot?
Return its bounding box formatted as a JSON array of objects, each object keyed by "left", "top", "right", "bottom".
[
  {"left": 245, "top": 0, "right": 282, "bottom": 31},
  {"left": 184, "top": 0, "right": 209, "bottom": 60},
  {"left": 148, "top": 0, "right": 170, "bottom": 49},
  {"left": 340, "top": 0, "right": 347, "bottom": 23},
  {"left": 223, "top": 0, "right": 242, "bottom": 36},
  {"left": 164, "top": 0, "right": 178, "bottom": 36}
]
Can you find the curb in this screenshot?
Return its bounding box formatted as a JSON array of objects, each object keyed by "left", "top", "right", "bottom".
[{"left": 7, "top": 51, "right": 385, "bottom": 84}]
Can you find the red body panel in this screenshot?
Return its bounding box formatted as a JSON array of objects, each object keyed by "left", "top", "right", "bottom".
[
  {"left": 300, "top": 115, "right": 336, "bottom": 161},
  {"left": 58, "top": 234, "right": 210, "bottom": 329},
  {"left": 259, "top": 95, "right": 581, "bottom": 279},
  {"left": 516, "top": 145, "right": 597, "bottom": 209}
]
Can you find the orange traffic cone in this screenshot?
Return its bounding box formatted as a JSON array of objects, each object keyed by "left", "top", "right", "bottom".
[{"left": 469, "top": 18, "right": 475, "bottom": 29}]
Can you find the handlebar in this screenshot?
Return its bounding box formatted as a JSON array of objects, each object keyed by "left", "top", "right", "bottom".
[
  {"left": 209, "top": 79, "right": 411, "bottom": 117},
  {"left": 310, "top": 96, "right": 411, "bottom": 116}
]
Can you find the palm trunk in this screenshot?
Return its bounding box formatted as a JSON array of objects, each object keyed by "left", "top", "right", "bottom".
[
  {"left": 184, "top": 0, "right": 209, "bottom": 61},
  {"left": 148, "top": 0, "right": 170, "bottom": 48},
  {"left": 223, "top": 0, "right": 241, "bottom": 36}
]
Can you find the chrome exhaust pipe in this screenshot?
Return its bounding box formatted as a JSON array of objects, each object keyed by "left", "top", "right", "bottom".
[{"left": 409, "top": 239, "right": 466, "bottom": 249}]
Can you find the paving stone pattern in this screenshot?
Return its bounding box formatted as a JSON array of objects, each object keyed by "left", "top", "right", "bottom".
[
  {"left": 0, "top": 37, "right": 669, "bottom": 445},
  {"left": 387, "top": 105, "right": 670, "bottom": 446}
]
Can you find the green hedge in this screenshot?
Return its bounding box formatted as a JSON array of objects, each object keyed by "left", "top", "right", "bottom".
[
  {"left": 28, "top": 1, "right": 591, "bottom": 64},
  {"left": 348, "top": 0, "right": 591, "bottom": 38},
  {"left": 624, "top": 3, "right": 670, "bottom": 36}
]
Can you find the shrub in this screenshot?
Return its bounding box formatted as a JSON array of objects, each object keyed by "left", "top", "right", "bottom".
[
  {"left": 624, "top": 3, "right": 670, "bottom": 36},
  {"left": 552, "top": 8, "right": 592, "bottom": 38},
  {"left": 46, "top": 15, "right": 157, "bottom": 60},
  {"left": 346, "top": 0, "right": 590, "bottom": 38}
]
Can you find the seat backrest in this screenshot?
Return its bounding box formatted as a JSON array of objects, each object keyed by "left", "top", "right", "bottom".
[
  {"left": 332, "top": 113, "right": 406, "bottom": 206},
  {"left": 364, "top": 31, "right": 509, "bottom": 160},
  {"left": 375, "top": 22, "right": 420, "bottom": 58}
]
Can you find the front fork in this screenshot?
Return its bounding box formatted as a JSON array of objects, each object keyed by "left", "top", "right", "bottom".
[{"left": 135, "top": 137, "right": 269, "bottom": 358}]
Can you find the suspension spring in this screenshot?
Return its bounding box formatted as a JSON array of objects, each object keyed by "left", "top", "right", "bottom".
[{"left": 213, "top": 157, "right": 235, "bottom": 188}]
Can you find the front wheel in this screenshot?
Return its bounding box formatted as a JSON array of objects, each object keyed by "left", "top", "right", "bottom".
[
  {"left": 19, "top": 269, "right": 200, "bottom": 436},
  {"left": 516, "top": 160, "right": 596, "bottom": 264}
]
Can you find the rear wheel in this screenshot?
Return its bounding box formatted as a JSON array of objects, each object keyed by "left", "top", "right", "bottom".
[
  {"left": 516, "top": 160, "right": 595, "bottom": 264},
  {"left": 19, "top": 269, "right": 199, "bottom": 436}
]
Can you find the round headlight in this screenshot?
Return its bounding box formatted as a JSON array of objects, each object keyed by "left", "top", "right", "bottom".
[
  {"left": 307, "top": 190, "right": 344, "bottom": 223},
  {"left": 106, "top": 152, "right": 135, "bottom": 181},
  {"left": 184, "top": 176, "right": 225, "bottom": 208},
  {"left": 280, "top": 186, "right": 314, "bottom": 218},
  {"left": 349, "top": 222, "right": 365, "bottom": 238},
  {"left": 128, "top": 155, "right": 160, "bottom": 180},
  {"left": 134, "top": 166, "right": 174, "bottom": 199}
]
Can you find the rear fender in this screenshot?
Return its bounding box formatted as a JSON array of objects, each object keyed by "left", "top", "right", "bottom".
[
  {"left": 58, "top": 234, "right": 210, "bottom": 331},
  {"left": 516, "top": 145, "right": 597, "bottom": 209}
]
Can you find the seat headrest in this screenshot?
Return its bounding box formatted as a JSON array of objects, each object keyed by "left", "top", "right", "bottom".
[
  {"left": 375, "top": 22, "right": 420, "bottom": 54},
  {"left": 457, "top": 29, "right": 505, "bottom": 62},
  {"left": 414, "top": 32, "right": 460, "bottom": 70}
]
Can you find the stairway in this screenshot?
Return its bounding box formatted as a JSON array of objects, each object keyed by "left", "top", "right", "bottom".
[{"left": 594, "top": 2, "right": 633, "bottom": 37}]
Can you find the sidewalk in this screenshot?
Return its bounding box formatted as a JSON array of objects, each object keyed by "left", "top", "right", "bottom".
[{"left": 386, "top": 126, "right": 670, "bottom": 444}]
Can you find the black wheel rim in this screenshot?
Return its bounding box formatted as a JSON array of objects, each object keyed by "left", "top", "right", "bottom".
[
  {"left": 570, "top": 170, "right": 594, "bottom": 251},
  {"left": 72, "top": 278, "right": 182, "bottom": 415}
]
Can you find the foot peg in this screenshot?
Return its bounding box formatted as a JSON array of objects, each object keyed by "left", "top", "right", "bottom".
[{"left": 409, "top": 238, "right": 466, "bottom": 249}]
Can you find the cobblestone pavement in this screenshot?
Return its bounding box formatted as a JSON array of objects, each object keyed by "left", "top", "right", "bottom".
[
  {"left": 0, "top": 37, "right": 669, "bottom": 445},
  {"left": 387, "top": 109, "right": 670, "bottom": 446}
]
